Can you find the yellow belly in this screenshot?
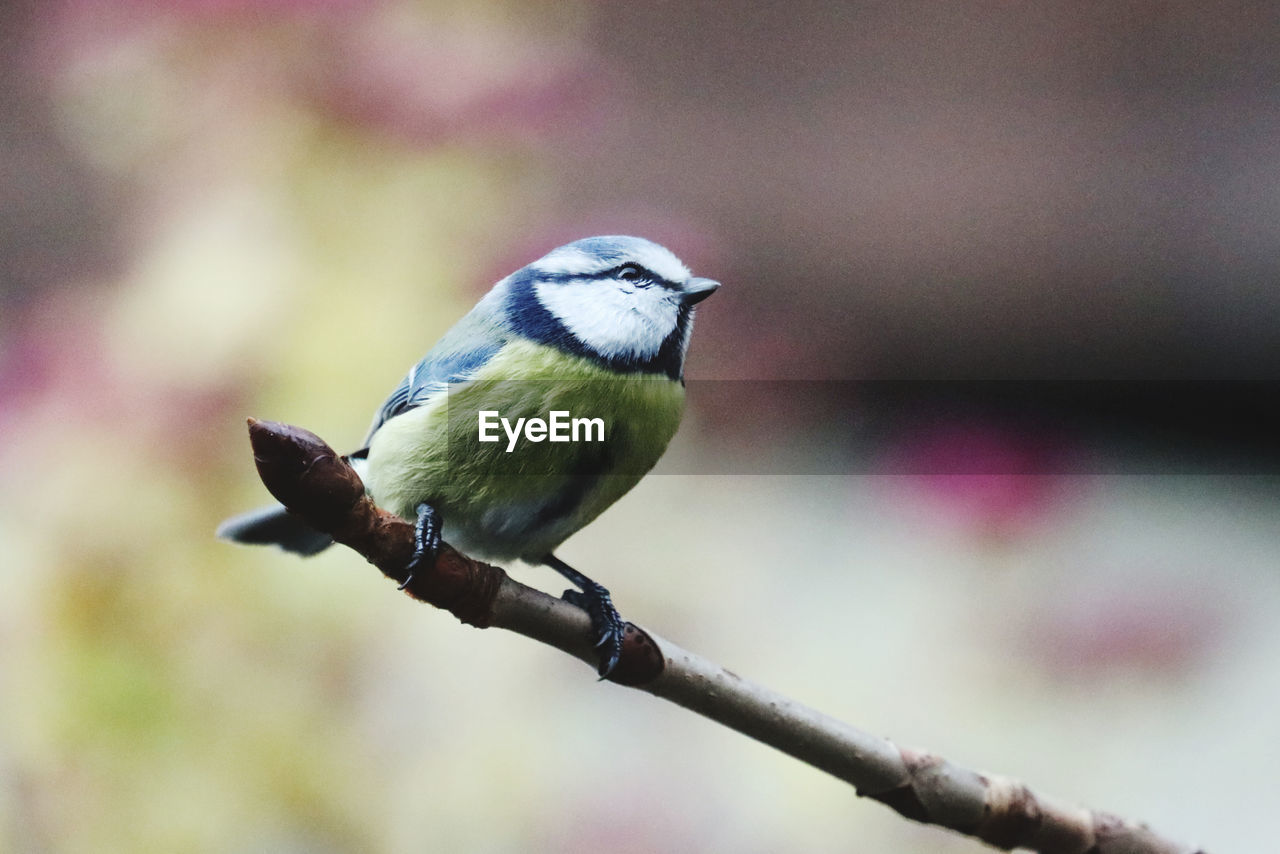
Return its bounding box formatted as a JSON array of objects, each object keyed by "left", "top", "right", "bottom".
[{"left": 362, "top": 338, "right": 685, "bottom": 560}]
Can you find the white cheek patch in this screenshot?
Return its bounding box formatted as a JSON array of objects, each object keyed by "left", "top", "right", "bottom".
[{"left": 534, "top": 279, "right": 679, "bottom": 361}]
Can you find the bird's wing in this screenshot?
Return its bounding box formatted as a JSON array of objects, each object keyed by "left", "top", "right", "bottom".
[{"left": 360, "top": 302, "right": 508, "bottom": 447}]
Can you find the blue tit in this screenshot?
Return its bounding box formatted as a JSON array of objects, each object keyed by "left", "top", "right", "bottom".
[{"left": 218, "top": 235, "right": 719, "bottom": 674}]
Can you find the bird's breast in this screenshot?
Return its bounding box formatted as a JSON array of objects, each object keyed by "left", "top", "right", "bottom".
[{"left": 362, "top": 339, "right": 685, "bottom": 559}]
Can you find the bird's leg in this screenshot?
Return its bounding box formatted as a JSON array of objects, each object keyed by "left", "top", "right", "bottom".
[
  {"left": 543, "top": 553, "right": 625, "bottom": 678},
  {"left": 399, "top": 502, "right": 441, "bottom": 590}
]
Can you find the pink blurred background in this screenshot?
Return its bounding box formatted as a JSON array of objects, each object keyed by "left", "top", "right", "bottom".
[{"left": 1, "top": 3, "right": 1276, "bottom": 851}]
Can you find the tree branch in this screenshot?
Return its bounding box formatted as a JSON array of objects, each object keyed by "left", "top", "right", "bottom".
[{"left": 243, "top": 417, "right": 1207, "bottom": 854}]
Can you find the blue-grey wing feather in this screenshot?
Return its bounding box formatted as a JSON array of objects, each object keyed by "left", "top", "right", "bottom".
[{"left": 361, "top": 293, "right": 510, "bottom": 446}]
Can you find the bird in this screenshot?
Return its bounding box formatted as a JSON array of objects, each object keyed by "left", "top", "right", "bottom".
[{"left": 218, "top": 235, "right": 719, "bottom": 675}]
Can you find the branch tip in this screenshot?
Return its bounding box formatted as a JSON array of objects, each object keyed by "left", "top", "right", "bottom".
[{"left": 237, "top": 418, "right": 1205, "bottom": 854}]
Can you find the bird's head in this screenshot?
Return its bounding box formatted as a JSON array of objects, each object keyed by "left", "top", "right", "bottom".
[{"left": 500, "top": 235, "right": 719, "bottom": 379}]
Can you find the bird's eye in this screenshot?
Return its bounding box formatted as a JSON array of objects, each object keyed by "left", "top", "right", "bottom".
[{"left": 617, "top": 264, "right": 644, "bottom": 282}]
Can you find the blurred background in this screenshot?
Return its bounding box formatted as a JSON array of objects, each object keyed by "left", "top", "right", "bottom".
[{"left": 2, "top": 2, "right": 1277, "bottom": 851}]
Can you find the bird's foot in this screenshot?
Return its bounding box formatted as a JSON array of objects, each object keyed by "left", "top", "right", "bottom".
[
  {"left": 561, "top": 582, "right": 625, "bottom": 678},
  {"left": 399, "top": 502, "right": 441, "bottom": 590}
]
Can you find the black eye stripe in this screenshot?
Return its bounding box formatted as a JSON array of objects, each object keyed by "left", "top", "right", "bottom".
[
  {"left": 602, "top": 263, "right": 679, "bottom": 289},
  {"left": 614, "top": 263, "right": 644, "bottom": 280},
  {"left": 536, "top": 264, "right": 677, "bottom": 288}
]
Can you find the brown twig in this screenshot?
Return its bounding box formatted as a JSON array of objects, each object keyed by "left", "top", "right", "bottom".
[{"left": 243, "top": 417, "right": 1208, "bottom": 854}]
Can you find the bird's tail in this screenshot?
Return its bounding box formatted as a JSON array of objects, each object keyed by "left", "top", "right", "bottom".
[{"left": 216, "top": 505, "right": 334, "bottom": 556}]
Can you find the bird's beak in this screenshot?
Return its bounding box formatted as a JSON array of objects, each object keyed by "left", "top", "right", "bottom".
[{"left": 681, "top": 277, "right": 720, "bottom": 305}]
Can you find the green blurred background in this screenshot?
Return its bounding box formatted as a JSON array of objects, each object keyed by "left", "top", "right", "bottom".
[{"left": 2, "top": 2, "right": 1278, "bottom": 851}]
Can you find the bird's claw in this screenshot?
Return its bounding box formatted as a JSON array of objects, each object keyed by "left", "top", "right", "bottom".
[
  {"left": 400, "top": 502, "right": 441, "bottom": 590},
  {"left": 562, "top": 586, "right": 625, "bottom": 678}
]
